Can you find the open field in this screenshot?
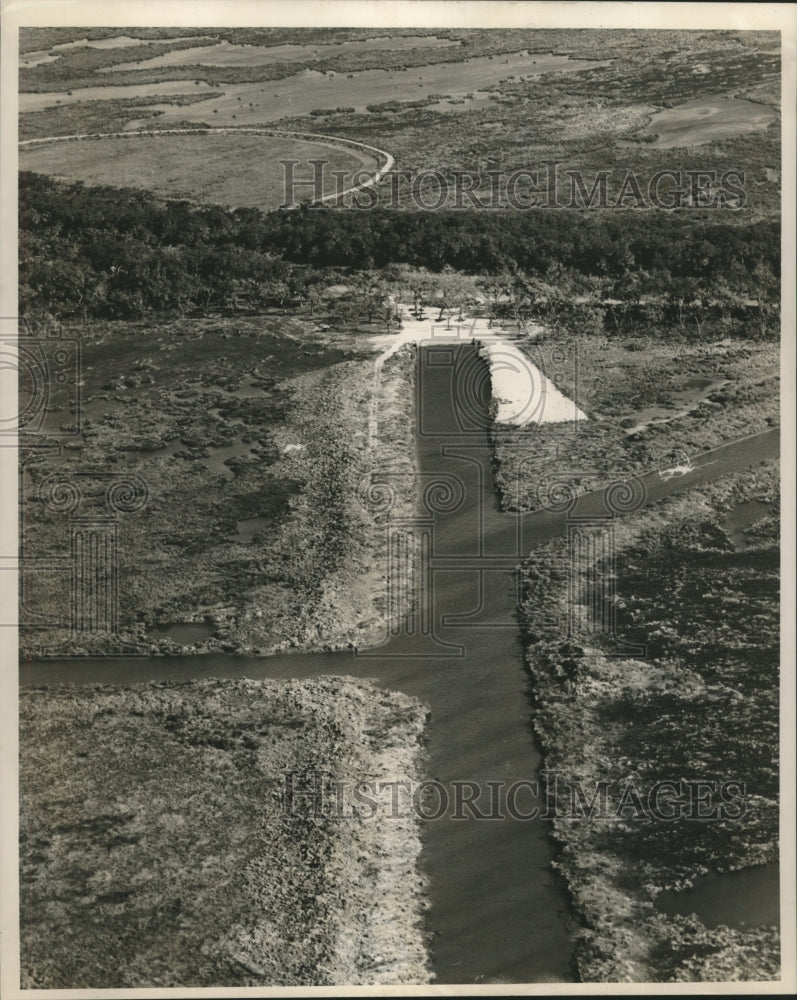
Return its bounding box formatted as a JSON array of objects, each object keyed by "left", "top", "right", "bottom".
[
  {"left": 520, "top": 461, "right": 780, "bottom": 981},
  {"left": 20, "top": 677, "right": 430, "bottom": 987},
  {"left": 19, "top": 132, "right": 381, "bottom": 210}
]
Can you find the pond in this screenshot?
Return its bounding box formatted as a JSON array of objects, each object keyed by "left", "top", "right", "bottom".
[
  {"left": 235, "top": 516, "right": 270, "bottom": 542},
  {"left": 637, "top": 96, "right": 778, "bottom": 148},
  {"left": 201, "top": 439, "right": 257, "bottom": 479},
  {"left": 655, "top": 862, "right": 779, "bottom": 929},
  {"left": 723, "top": 499, "right": 772, "bottom": 549}
]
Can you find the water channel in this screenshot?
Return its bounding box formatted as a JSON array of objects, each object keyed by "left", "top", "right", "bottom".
[{"left": 20, "top": 346, "right": 780, "bottom": 983}]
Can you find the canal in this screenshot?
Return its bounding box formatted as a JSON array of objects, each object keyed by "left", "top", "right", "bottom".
[{"left": 20, "top": 345, "right": 780, "bottom": 983}]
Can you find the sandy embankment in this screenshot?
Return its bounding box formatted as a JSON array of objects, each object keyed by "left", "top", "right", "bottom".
[
  {"left": 370, "top": 308, "right": 585, "bottom": 431},
  {"left": 20, "top": 676, "right": 432, "bottom": 988},
  {"left": 478, "top": 340, "right": 587, "bottom": 425},
  {"left": 258, "top": 348, "right": 418, "bottom": 655}
]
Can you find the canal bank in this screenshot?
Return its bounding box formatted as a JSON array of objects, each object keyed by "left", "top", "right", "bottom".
[
  {"left": 21, "top": 344, "right": 576, "bottom": 984},
  {"left": 20, "top": 346, "right": 781, "bottom": 985}
]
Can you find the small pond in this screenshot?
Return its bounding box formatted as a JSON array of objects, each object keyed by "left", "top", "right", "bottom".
[
  {"left": 655, "top": 862, "right": 779, "bottom": 929},
  {"left": 723, "top": 499, "right": 772, "bottom": 549},
  {"left": 235, "top": 516, "right": 270, "bottom": 542}
]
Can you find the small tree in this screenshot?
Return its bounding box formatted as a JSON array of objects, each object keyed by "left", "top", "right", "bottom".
[
  {"left": 381, "top": 304, "right": 403, "bottom": 336},
  {"left": 478, "top": 273, "right": 511, "bottom": 328}
]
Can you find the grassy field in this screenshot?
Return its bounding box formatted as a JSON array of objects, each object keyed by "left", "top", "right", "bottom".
[
  {"left": 19, "top": 133, "right": 380, "bottom": 210},
  {"left": 20, "top": 676, "right": 430, "bottom": 987},
  {"left": 520, "top": 461, "right": 780, "bottom": 981}
]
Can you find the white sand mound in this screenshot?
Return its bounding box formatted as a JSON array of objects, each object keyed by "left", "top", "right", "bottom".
[
  {"left": 370, "top": 309, "right": 586, "bottom": 429},
  {"left": 479, "top": 341, "right": 587, "bottom": 426}
]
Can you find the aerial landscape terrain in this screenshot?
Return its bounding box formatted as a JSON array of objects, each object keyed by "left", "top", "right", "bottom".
[{"left": 16, "top": 23, "right": 782, "bottom": 988}]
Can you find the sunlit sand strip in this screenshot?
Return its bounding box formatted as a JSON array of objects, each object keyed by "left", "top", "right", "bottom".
[
  {"left": 479, "top": 341, "right": 587, "bottom": 426},
  {"left": 368, "top": 310, "right": 585, "bottom": 448}
]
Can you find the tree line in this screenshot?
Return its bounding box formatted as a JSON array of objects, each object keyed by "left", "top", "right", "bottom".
[{"left": 19, "top": 172, "right": 779, "bottom": 339}]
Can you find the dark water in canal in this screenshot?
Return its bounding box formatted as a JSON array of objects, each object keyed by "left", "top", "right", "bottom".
[{"left": 20, "top": 346, "right": 780, "bottom": 984}]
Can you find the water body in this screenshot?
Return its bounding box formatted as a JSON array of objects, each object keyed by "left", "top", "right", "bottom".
[
  {"left": 201, "top": 439, "right": 256, "bottom": 479},
  {"left": 21, "top": 347, "right": 779, "bottom": 984},
  {"left": 639, "top": 96, "right": 778, "bottom": 148},
  {"left": 20, "top": 51, "right": 607, "bottom": 122},
  {"left": 20, "top": 51, "right": 61, "bottom": 67},
  {"left": 655, "top": 862, "right": 780, "bottom": 929},
  {"left": 102, "top": 35, "right": 463, "bottom": 72},
  {"left": 723, "top": 498, "right": 772, "bottom": 549},
  {"left": 236, "top": 515, "right": 270, "bottom": 541},
  {"left": 49, "top": 35, "right": 211, "bottom": 51},
  {"left": 20, "top": 80, "right": 217, "bottom": 113},
  {"left": 22, "top": 346, "right": 576, "bottom": 984},
  {"left": 625, "top": 377, "right": 728, "bottom": 437}
]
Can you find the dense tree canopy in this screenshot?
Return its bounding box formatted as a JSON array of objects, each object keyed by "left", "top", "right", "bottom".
[{"left": 19, "top": 172, "right": 779, "bottom": 337}]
